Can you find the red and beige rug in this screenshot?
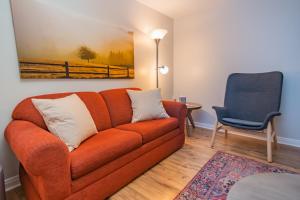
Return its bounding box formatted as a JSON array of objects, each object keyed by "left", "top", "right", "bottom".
[{"left": 175, "top": 151, "right": 295, "bottom": 200}]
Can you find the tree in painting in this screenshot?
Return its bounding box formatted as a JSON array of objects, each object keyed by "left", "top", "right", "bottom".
[{"left": 78, "top": 46, "right": 96, "bottom": 63}]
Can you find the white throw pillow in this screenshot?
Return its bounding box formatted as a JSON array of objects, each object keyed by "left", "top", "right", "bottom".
[
  {"left": 127, "top": 89, "right": 169, "bottom": 123},
  {"left": 32, "top": 94, "right": 97, "bottom": 151}
]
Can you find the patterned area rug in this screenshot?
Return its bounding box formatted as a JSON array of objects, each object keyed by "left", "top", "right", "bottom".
[{"left": 175, "top": 151, "right": 295, "bottom": 200}]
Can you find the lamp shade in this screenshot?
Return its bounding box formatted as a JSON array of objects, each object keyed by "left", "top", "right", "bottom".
[
  {"left": 159, "top": 65, "right": 169, "bottom": 75},
  {"left": 150, "top": 29, "right": 168, "bottom": 40}
]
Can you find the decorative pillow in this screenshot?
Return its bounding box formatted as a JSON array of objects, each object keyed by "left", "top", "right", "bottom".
[
  {"left": 127, "top": 89, "right": 169, "bottom": 123},
  {"left": 32, "top": 94, "right": 97, "bottom": 151}
]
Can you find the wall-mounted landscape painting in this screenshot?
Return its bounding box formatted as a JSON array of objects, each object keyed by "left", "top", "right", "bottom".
[{"left": 10, "top": 0, "right": 134, "bottom": 79}]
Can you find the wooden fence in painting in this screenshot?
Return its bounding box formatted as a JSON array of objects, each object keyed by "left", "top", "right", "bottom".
[{"left": 19, "top": 61, "right": 132, "bottom": 79}]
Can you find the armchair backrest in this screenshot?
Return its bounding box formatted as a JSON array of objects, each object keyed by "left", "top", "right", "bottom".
[{"left": 224, "top": 71, "right": 283, "bottom": 122}]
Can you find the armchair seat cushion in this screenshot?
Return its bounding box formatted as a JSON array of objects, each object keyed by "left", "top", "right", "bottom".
[
  {"left": 70, "top": 128, "right": 142, "bottom": 179},
  {"left": 222, "top": 118, "right": 263, "bottom": 127},
  {"left": 116, "top": 117, "right": 178, "bottom": 144}
]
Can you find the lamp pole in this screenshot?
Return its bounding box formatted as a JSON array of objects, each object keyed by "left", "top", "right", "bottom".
[
  {"left": 151, "top": 28, "right": 167, "bottom": 88},
  {"left": 155, "top": 39, "right": 160, "bottom": 88}
]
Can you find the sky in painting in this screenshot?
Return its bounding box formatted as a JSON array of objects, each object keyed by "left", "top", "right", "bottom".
[{"left": 11, "top": 0, "right": 134, "bottom": 63}]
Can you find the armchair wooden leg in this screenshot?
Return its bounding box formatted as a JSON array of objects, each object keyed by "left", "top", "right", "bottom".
[
  {"left": 267, "top": 121, "right": 273, "bottom": 162},
  {"left": 210, "top": 121, "right": 219, "bottom": 148},
  {"left": 271, "top": 119, "right": 278, "bottom": 149},
  {"left": 224, "top": 129, "right": 228, "bottom": 138}
]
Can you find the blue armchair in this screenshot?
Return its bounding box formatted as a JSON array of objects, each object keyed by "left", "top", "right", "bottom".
[{"left": 210, "top": 71, "right": 283, "bottom": 162}]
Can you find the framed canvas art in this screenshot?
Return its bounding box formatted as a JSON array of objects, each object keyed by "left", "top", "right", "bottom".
[{"left": 10, "top": 0, "right": 134, "bottom": 79}]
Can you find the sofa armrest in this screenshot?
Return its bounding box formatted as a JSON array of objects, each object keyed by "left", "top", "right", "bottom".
[
  {"left": 5, "top": 120, "right": 71, "bottom": 200},
  {"left": 162, "top": 101, "right": 187, "bottom": 133}
]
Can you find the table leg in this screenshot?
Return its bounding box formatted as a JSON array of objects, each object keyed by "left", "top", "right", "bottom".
[
  {"left": 186, "top": 117, "right": 190, "bottom": 136},
  {"left": 187, "top": 111, "right": 196, "bottom": 128}
]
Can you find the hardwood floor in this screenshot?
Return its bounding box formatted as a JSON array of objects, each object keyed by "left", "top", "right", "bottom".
[{"left": 6, "top": 127, "right": 300, "bottom": 200}]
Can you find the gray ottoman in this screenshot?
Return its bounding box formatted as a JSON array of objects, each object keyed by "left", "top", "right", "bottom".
[
  {"left": 228, "top": 173, "right": 300, "bottom": 200},
  {"left": 0, "top": 166, "right": 5, "bottom": 200}
]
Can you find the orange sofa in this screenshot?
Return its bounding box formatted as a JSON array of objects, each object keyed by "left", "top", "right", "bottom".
[{"left": 5, "top": 88, "right": 187, "bottom": 200}]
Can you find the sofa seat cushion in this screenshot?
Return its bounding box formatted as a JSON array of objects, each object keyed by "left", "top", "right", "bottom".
[
  {"left": 71, "top": 128, "right": 181, "bottom": 192},
  {"left": 70, "top": 128, "right": 142, "bottom": 179},
  {"left": 116, "top": 117, "right": 178, "bottom": 144}
]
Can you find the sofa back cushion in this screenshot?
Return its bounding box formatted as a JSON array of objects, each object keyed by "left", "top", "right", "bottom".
[
  {"left": 13, "top": 92, "right": 112, "bottom": 131},
  {"left": 100, "top": 88, "right": 141, "bottom": 127}
]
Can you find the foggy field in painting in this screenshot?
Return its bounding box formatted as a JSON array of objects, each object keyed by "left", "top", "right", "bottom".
[{"left": 11, "top": 0, "right": 134, "bottom": 79}]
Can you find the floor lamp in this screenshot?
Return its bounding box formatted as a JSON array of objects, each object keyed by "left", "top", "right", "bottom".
[{"left": 150, "top": 29, "right": 169, "bottom": 88}]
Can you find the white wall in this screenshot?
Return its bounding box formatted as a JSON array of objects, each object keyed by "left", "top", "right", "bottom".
[
  {"left": 174, "top": 0, "right": 300, "bottom": 142},
  {"left": 0, "top": 0, "right": 173, "bottom": 180}
]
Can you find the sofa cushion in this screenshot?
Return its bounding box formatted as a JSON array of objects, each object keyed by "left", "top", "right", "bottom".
[
  {"left": 12, "top": 92, "right": 112, "bottom": 131},
  {"left": 100, "top": 88, "right": 141, "bottom": 127},
  {"left": 70, "top": 128, "right": 142, "bottom": 179},
  {"left": 71, "top": 128, "right": 181, "bottom": 192},
  {"left": 116, "top": 117, "right": 178, "bottom": 143},
  {"left": 127, "top": 89, "right": 169, "bottom": 123},
  {"left": 32, "top": 94, "right": 98, "bottom": 152}
]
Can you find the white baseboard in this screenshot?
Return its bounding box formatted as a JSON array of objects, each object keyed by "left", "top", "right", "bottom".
[
  {"left": 277, "top": 137, "right": 300, "bottom": 147},
  {"left": 193, "top": 122, "right": 214, "bottom": 130},
  {"left": 194, "top": 122, "right": 300, "bottom": 148},
  {"left": 5, "top": 175, "right": 20, "bottom": 191},
  {"left": 194, "top": 122, "right": 214, "bottom": 130}
]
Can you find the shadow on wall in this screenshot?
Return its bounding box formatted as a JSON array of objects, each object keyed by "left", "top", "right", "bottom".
[{"left": 192, "top": 109, "right": 216, "bottom": 128}]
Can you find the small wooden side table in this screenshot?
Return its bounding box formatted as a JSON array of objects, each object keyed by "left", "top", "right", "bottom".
[{"left": 185, "top": 102, "right": 202, "bottom": 136}]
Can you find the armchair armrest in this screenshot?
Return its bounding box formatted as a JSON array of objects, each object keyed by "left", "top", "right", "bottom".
[
  {"left": 162, "top": 101, "right": 187, "bottom": 133},
  {"left": 262, "top": 111, "right": 281, "bottom": 127},
  {"left": 212, "top": 106, "right": 228, "bottom": 121},
  {"left": 5, "top": 120, "right": 71, "bottom": 200}
]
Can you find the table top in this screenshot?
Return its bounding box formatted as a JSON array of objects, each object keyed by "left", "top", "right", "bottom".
[
  {"left": 185, "top": 102, "right": 202, "bottom": 110},
  {"left": 227, "top": 173, "right": 300, "bottom": 200},
  {"left": 163, "top": 100, "right": 202, "bottom": 110}
]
